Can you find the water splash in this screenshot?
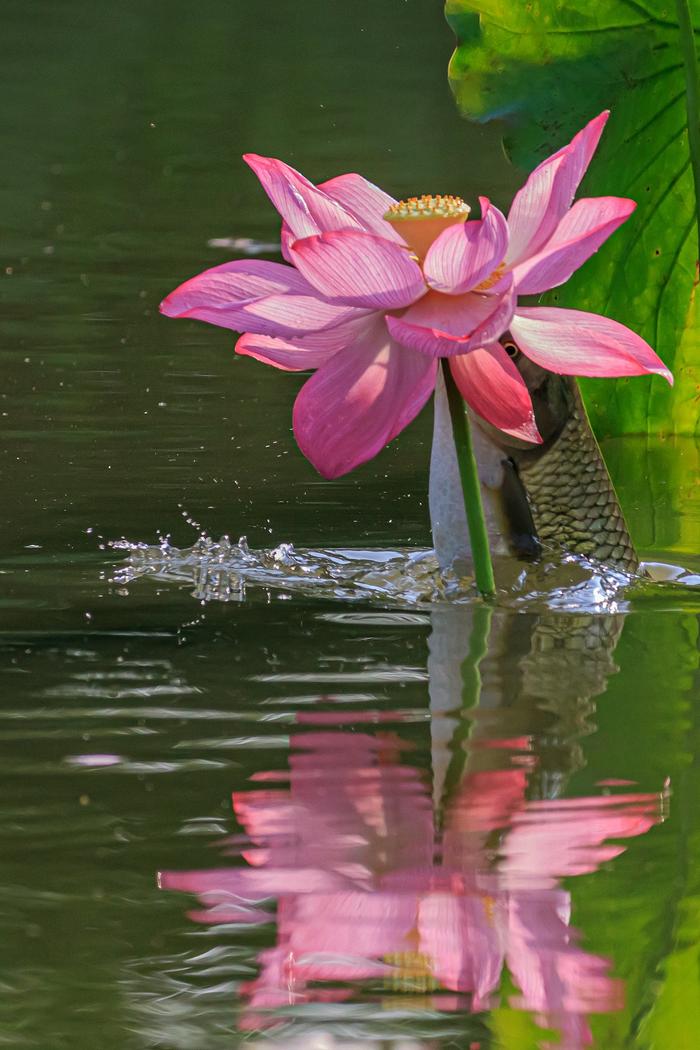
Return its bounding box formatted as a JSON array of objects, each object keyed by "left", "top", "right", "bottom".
[
  {"left": 108, "top": 533, "right": 700, "bottom": 613},
  {"left": 111, "top": 535, "right": 451, "bottom": 606}
]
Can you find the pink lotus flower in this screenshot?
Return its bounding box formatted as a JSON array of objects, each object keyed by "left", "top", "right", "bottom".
[{"left": 161, "top": 111, "right": 671, "bottom": 479}]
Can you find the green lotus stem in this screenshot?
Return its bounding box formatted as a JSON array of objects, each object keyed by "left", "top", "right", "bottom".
[
  {"left": 676, "top": 0, "right": 700, "bottom": 250},
  {"left": 440, "top": 360, "right": 496, "bottom": 596}
]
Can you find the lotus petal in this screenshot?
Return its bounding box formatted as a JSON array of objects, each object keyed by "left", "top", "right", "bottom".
[
  {"left": 424, "top": 197, "right": 509, "bottom": 295},
  {"left": 243, "top": 153, "right": 363, "bottom": 240},
  {"left": 387, "top": 285, "right": 515, "bottom": 358},
  {"left": 513, "top": 196, "right": 635, "bottom": 295},
  {"left": 291, "top": 229, "right": 426, "bottom": 309},
  {"left": 293, "top": 318, "right": 437, "bottom": 477},
  {"left": 510, "top": 307, "right": 673, "bottom": 381},
  {"left": 159, "top": 258, "right": 313, "bottom": 318},
  {"left": 506, "top": 111, "right": 609, "bottom": 267},
  {"left": 319, "top": 173, "right": 404, "bottom": 241},
  {"left": 448, "top": 343, "right": 541, "bottom": 443}
]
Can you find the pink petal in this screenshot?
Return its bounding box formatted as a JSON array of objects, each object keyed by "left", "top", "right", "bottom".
[
  {"left": 510, "top": 307, "right": 673, "bottom": 382},
  {"left": 506, "top": 891, "right": 622, "bottom": 1022},
  {"left": 448, "top": 344, "right": 542, "bottom": 443},
  {"left": 160, "top": 258, "right": 313, "bottom": 318},
  {"left": 236, "top": 334, "right": 338, "bottom": 372},
  {"left": 447, "top": 767, "right": 529, "bottom": 842},
  {"left": 386, "top": 285, "right": 515, "bottom": 358},
  {"left": 419, "top": 893, "right": 505, "bottom": 1004},
  {"left": 506, "top": 111, "right": 609, "bottom": 267},
  {"left": 318, "top": 173, "right": 404, "bottom": 241},
  {"left": 512, "top": 196, "right": 636, "bottom": 295},
  {"left": 169, "top": 292, "right": 364, "bottom": 339},
  {"left": 280, "top": 222, "right": 295, "bottom": 262},
  {"left": 290, "top": 229, "right": 426, "bottom": 309},
  {"left": 239, "top": 294, "right": 368, "bottom": 337},
  {"left": 159, "top": 866, "right": 343, "bottom": 900},
  {"left": 243, "top": 154, "right": 363, "bottom": 241},
  {"left": 290, "top": 891, "right": 419, "bottom": 960},
  {"left": 161, "top": 258, "right": 370, "bottom": 339},
  {"left": 292, "top": 318, "right": 437, "bottom": 477},
  {"left": 502, "top": 794, "right": 660, "bottom": 881},
  {"left": 423, "top": 197, "right": 509, "bottom": 295},
  {"left": 236, "top": 317, "right": 370, "bottom": 372}
]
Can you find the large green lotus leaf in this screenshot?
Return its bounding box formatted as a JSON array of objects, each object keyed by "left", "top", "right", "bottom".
[
  {"left": 603, "top": 434, "right": 700, "bottom": 558},
  {"left": 446, "top": 0, "right": 700, "bottom": 437}
]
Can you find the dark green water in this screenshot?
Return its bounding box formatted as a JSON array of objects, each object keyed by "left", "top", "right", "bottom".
[{"left": 2, "top": 2, "right": 700, "bottom": 1048}]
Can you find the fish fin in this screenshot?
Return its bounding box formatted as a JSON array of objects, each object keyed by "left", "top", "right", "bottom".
[{"left": 499, "top": 457, "right": 541, "bottom": 559}]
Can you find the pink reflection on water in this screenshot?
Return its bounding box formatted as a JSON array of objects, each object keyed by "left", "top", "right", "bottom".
[{"left": 160, "top": 724, "right": 664, "bottom": 1048}]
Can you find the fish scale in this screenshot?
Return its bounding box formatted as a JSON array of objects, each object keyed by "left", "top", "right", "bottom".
[{"left": 514, "top": 378, "right": 639, "bottom": 572}]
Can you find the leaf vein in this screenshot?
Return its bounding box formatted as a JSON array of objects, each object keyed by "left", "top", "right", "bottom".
[
  {"left": 631, "top": 121, "right": 688, "bottom": 183},
  {"left": 618, "top": 0, "right": 681, "bottom": 31},
  {"left": 603, "top": 157, "right": 692, "bottom": 315},
  {"left": 622, "top": 90, "right": 686, "bottom": 145},
  {"left": 479, "top": 17, "right": 651, "bottom": 37}
]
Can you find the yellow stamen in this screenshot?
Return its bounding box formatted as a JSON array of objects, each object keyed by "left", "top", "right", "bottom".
[
  {"left": 474, "top": 261, "right": 506, "bottom": 292},
  {"left": 383, "top": 950, "right": 438, "bottom": 992},
  {"left": 384, "top": 194, "right": 470, "bottom": 260},
  {"left": 482, "top": 894, "right": 497, "bottom": 924},
  {"left": 385, "top": 194, "right": 470, "bottom": 221}
]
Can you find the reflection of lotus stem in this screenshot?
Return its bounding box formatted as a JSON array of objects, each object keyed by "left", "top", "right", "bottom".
[
  {"left": 440, "top": 603, "right": 494, "bottom": 812},
  {"left": 440, "top": 360, "right": 496, "bottom": 596},
  {"left": 676, "top": 0, "right": 700, "bottom": 251}
]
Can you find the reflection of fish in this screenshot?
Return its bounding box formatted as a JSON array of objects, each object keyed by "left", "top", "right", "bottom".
[
  {"left": 430, "top": 606, "right": 626, "bottom": 813},
  {"left": 430, "top": 341, "right": 639, "bottom": 575}
]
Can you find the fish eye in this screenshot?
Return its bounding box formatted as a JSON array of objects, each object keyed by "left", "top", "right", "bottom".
[{"left": 503, "top": 341, "right": 519, "bottom": 359}]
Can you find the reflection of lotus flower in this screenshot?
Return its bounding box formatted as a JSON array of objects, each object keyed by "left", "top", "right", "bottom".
[
  {"left": 161, "top": 111, "right": 670, "bottom": 479},
  {"left": 160, "top": 727, "right": 663, "bottom": 1047}
]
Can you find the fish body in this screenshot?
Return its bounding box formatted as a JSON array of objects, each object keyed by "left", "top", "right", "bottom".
[{"left": 472, "top": 339, "right": 640, "bottom": 574}]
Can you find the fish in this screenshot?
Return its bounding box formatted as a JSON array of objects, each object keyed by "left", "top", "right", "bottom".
[
  {"left": 484, "top": 333, "right": 638, "bottom": 567},
  {"left": 468, "top": 335, "right": 640, "bottom": 574}
]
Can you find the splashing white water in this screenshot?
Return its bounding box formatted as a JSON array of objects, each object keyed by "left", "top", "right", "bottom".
[{"left": 110, "top": 530, "right": 700, "bottom": 614}]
